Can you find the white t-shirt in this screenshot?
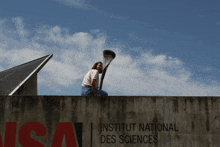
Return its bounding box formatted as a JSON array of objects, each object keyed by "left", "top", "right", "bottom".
[{"left": 82, "top": 69, "right": 99, "bottom": 89}]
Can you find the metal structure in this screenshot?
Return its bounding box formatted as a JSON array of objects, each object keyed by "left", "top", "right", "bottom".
[
  {"left": 0, "top": 54, "right": 53, "bottom": 95},
  {"left": 99, "top": 50, "right": 116, "bottom": 90}
]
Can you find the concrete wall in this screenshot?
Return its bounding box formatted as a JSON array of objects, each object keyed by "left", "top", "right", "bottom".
[{"left": 0, "top": 96, "right": 220, "bottom": 147}]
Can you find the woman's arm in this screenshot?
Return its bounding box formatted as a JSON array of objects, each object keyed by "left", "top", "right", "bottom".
[{"left": 91, "top": 79, "right": 100, "bottom": 97}]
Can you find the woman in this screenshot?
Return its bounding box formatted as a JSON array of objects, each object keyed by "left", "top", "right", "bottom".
[{"left": 81, "top": 61, "right": 108, "bottom": 97}]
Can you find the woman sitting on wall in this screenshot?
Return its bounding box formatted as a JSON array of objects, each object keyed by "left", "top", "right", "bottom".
[{"left": 81, "top": 61, "right": 108, "bottom": 97}]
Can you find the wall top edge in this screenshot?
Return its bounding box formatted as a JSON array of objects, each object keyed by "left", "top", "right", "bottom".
[{"left": 0, "top": 95, "right": 220, "bottom": 98}]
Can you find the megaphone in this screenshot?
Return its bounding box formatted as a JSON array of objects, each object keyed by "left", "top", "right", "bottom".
[{"left": 99, "top": 50, "right": 116, "bottom": 90}]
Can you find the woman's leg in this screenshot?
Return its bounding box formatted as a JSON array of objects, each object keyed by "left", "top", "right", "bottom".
[
  {"left": 95, "top": 89, "right": 108, "bottom": 97},
  {"left": 81, "top": 86, "right": 93, "bottom": 96},
  {"left": 81, "top": 86, "right": 108, "bottom": 97}
]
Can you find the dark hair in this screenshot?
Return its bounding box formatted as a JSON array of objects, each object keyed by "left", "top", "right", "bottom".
[{"left": 92, "top": 61, "right": 103, "bottom": 73}]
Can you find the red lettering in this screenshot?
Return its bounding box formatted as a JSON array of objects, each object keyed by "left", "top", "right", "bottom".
[
  {"left": 0, "top": 122, "right": 17, "bottom": 147},
  {"left": 18, "top": 122, "right": 46, "bottom": 147},
  {"left": 51, "top": 122, "right": 77, "bottom": 147}
]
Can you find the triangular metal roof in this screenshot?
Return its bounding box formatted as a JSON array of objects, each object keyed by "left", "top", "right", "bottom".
[{"left": 0, "top": 54, "right": 53, "bottom": 95}]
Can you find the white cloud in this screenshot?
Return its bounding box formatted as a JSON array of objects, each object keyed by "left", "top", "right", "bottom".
[
  {"left": 12, "top": 17, "right": 29, "bottom": 39},
  {"left": 104, "top": 51, "right": 219, "bottom": 96},
  {"left": 54, "top": 0, "right": 128, "bottom": 19},
  {"left": 55, "top": 0, "right": 88, "bottom": 9},
  {"left": 0, "top": 17, "right": 220, "bottom": 96}
]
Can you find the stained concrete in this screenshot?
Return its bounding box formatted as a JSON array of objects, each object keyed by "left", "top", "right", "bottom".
[{"left": 0, "top": 96, "right": 220, "bottom": 147}]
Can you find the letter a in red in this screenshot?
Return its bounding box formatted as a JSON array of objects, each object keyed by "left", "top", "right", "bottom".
[
  {"left": 51, "top": 122, "right": 77, "bottom": 147},
  {"left": 0, "top": 122, "right": 17, "bottom": 147}
]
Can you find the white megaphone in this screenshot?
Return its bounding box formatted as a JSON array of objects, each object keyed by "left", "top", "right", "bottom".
[{"left": 99, "top": 50, "right": 116, "bottom": 90}]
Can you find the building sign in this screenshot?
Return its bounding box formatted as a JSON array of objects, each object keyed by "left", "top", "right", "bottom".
[
  {"left": 0, "top": 122, "right": 82, "bottom": 147},
  {"left": 99, "top": 123, "right": 178, "bottom": 145},
  {"left": 0, "top": 96, "right": 218, "bottom": 146}
]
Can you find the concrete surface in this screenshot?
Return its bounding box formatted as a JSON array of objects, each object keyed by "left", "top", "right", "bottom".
[{"left": 0, "top": 96, "right": 220, "bottom": 147}]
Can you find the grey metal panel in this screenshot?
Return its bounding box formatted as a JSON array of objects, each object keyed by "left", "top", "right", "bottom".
[{"left": 0, "top": 54, "right": 53, "bottom": 95}]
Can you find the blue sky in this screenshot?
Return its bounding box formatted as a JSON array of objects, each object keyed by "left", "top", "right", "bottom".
[{"left": 0, "top": 0, "right": 220, "bottom": 96}]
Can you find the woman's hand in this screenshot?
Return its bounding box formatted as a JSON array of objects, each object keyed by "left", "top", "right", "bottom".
[{"left": 94, "top": 93, "right": 101, "bottom": 99}]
